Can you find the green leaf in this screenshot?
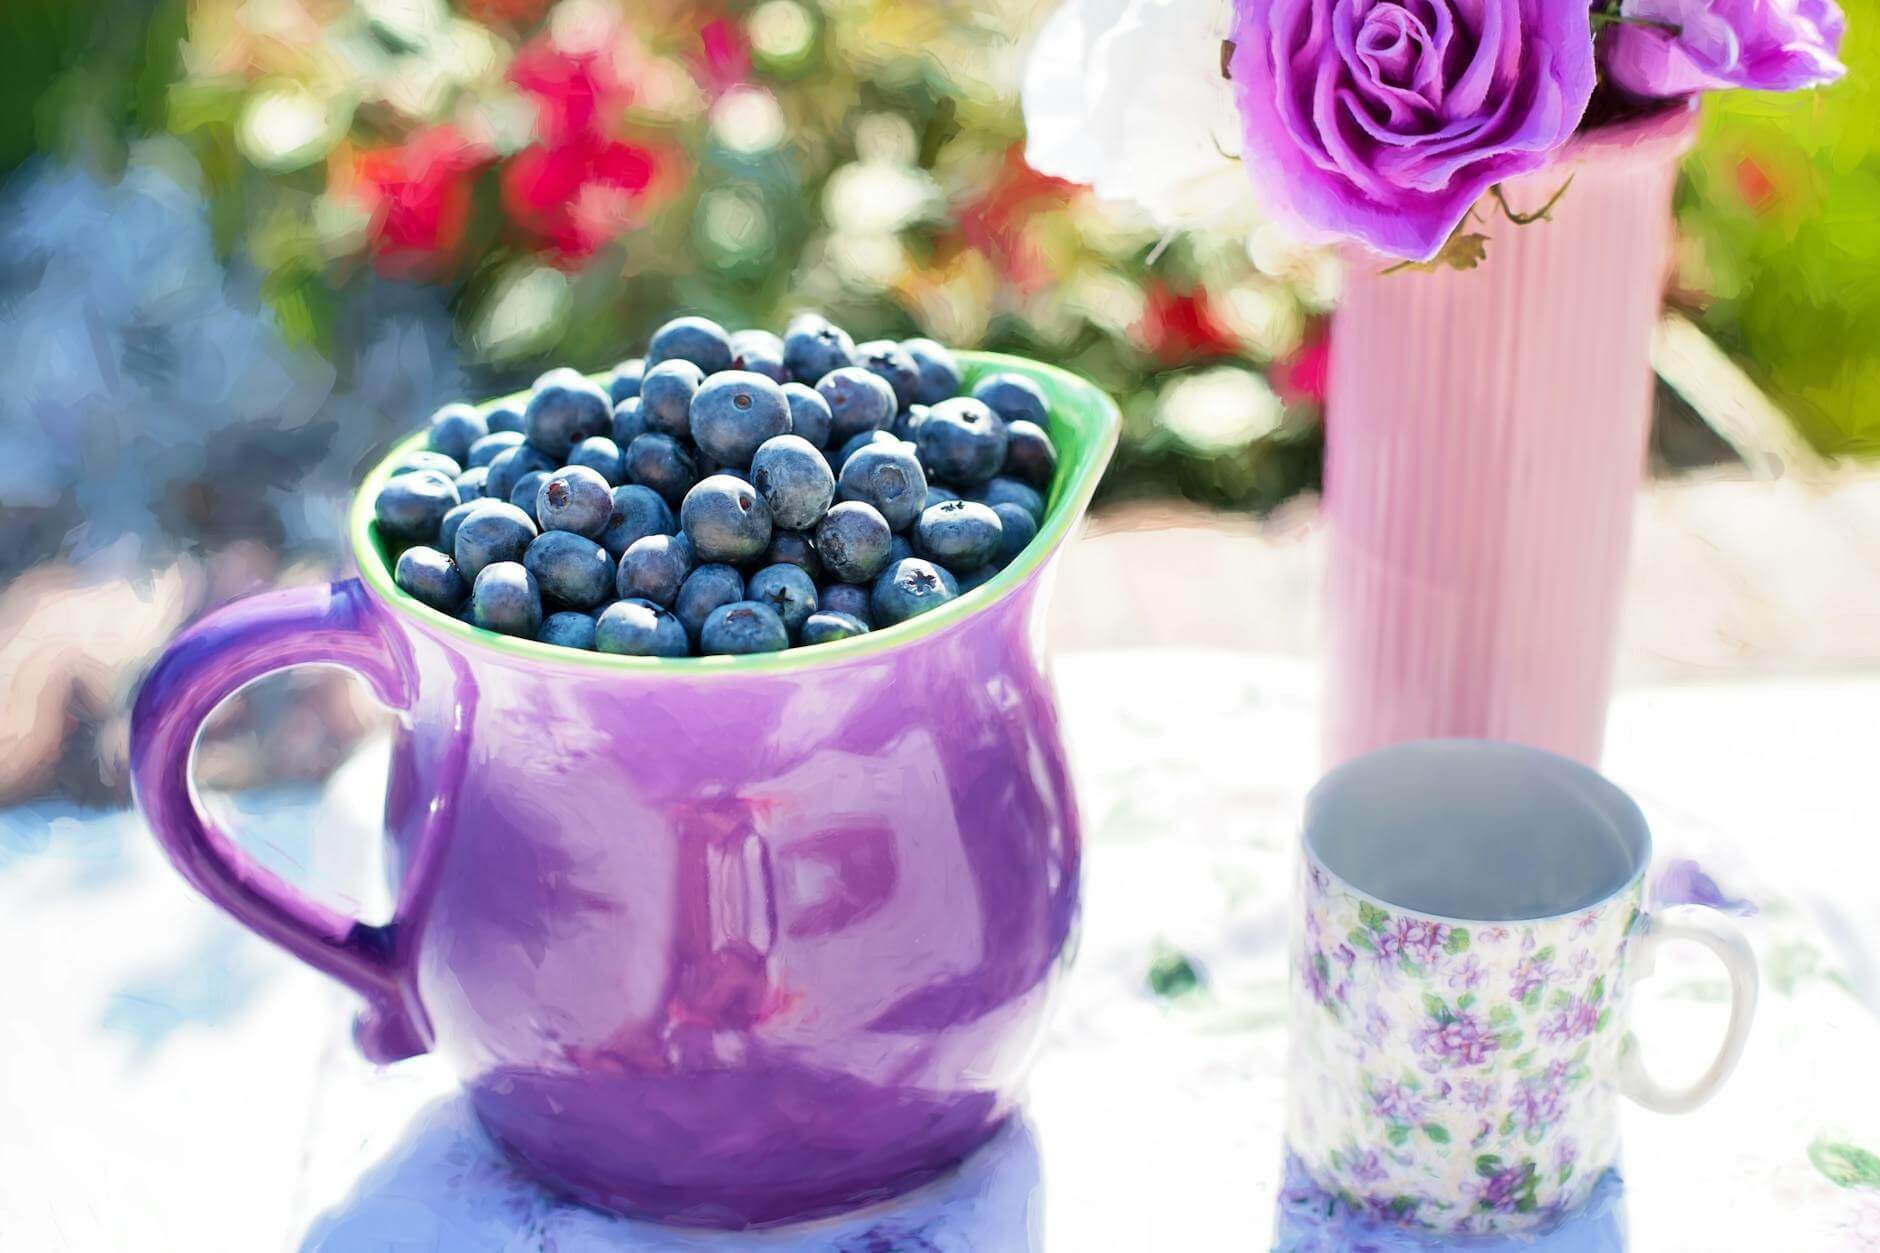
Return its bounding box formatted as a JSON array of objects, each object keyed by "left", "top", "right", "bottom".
[
  {"left": 1457, "top": 992, "right": 1476, "bottom": 1011},
  {"left": 1589, "top": 976, "right": 1607, "bottom": 1005},
  {"left": 1388, "top": 1123, "right": 1411, "bottom": 1147},
  {"left": 1445, "top": 928, "right": 1471, "bottom": 954},
  {"left": 1534, "top": 947, "right": 1556, "bottom": 963},
  {"left": 1550, "top": 989, "right": 1574, "bottom": 1011},
  {"left": 1348, "top": 929, "right": 1376, "bottom": 953},
  {"left": 1359, "top": 901, "right": 1391, "bottom": 933},
  {"left": 1513, "top": 1050, "right": 1536, "bottom": 1071},
  {"left": 1499, "top": 1114, "right": 1516, "bottom": 1137},
  {"left": 1476, "top": 1154, "right": 1504, "bottom": 1178},
  {"left": 1423, "top": 1123, "right": 1451, "bottom": 1144},
  {"left": 1810, "top": 1139, "right": 1880, "bottom": 1190},
  {"left": 1499, "top": 1029, "right": 1524, "bottom": 1049},
  {"left": 1489, "top": 1005, "right": 1517, "bottom": 1026},
  {"left": 1422, "top": 993, "right": 1451, "bottom": 1022},
  {"left": 1523, "top": 986, "right": 1542, "bottom": 1010},
  {"left": 1147, "top": 945, "right": 1205, "bottom": 999},
  {"left": 1595, "top": 1009, "right": 1612, "bottom": 1033}
]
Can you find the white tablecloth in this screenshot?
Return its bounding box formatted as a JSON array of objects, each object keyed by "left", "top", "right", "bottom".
[{"left": 4, "top": 653, "right": 1879, "bottom": 1251}]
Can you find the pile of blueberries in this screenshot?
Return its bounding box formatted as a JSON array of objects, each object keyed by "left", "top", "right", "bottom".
[{"left": 373, "top": 314, "right": 1060, "bottom": 656}]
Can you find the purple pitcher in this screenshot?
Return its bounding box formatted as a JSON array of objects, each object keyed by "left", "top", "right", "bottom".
[{"left": 129, "top": 353, "right": 1117, "bottom": 1228}]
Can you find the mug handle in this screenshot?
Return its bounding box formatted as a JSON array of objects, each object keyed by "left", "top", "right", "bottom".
[
  {"left": 1616, "top": 904, "right": 1759, "bottom": 1115},
  {"left": 129, "top": 578, "right": 431, "bottom": 1062}
]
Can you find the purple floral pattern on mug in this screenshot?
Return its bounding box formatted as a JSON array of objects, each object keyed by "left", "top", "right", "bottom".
[{"left": 1288, "top": 860, "right": 1644, "bottom": 1235}]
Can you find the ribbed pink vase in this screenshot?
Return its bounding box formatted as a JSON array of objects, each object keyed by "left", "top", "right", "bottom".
[{"left": 1322, "top": 104, "right": 1700, "bottom": 768}]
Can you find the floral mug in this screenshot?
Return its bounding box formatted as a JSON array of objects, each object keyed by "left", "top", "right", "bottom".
[{"left": 1288, "top": 739, "right": 1758, "bottom": 1236}]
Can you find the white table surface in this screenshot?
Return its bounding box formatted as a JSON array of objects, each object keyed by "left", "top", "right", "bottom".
[{"left": 4, "top": 651, "right": 1879, "bottom": 1251}]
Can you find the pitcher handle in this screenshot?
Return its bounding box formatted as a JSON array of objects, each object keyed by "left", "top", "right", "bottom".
[
  {"left": 1616, "top": 904, "right": 1759, "bottom": 1115},
  {"left": 129, "top": 578, "right": 430, "bottom": 1062}
]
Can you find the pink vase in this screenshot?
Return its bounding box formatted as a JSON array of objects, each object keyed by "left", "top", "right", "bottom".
[{"left": 1321, "top": 103, "right": 1700, "bottom": 768}]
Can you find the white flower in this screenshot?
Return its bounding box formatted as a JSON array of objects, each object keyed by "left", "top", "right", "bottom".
[{"left": 1021, "top": 0, "right": 1251, "bottom": 230}]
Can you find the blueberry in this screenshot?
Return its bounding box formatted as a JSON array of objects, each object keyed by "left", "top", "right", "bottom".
[
  {"left": 705, "top": 462, "right": 754, "bottom": 486},
  {"left": 991, "top": 501, "right": 1038, "bottom": 565},
  {"left": 394, "top": 545, "right": 468, "bottom": 613},
  {"left": 607, "top": 359, "right": 645, "bottom": 406},
  {"left": 902, "top": 338, "right": 963, "bottom": 405},
  {"left": 871, "top": 558, "right": 959, "bottom": 626},
  {"left": 955, "top": 564, "right": 999, "bottom": 594},
  {"left": 924, "top": 483, "right": 959, "bottom": 510},
  {"left": 854, "top": 339, "right": 920, "bottom": 409},
  {"left": 970, "top": 371, "right": 1049, "bottom": 427},
  {"left": 690, "top": 371, "right": 791, "bottom": 468},
  {"left": 975, "top": 475, "right": 1045, "bottom": 522},
  {"left": 887, "top": 534, "right": 915, "bottom": 565},
  {"left": 427, "top": 403, "right": 488, "bottom": 464},
  {"left": 454, "top": 466, "right": 489, "bottom": 501},
  {"left": 700, "top": 600, "right": 790, "bottom": 655},
  {"left": 524, "top": 367, "right": 611, "bottom": 458},
  {"left": 674, "top": 564, "right": 745, "bottom": 641},
  {"left": 523, "top": 530, "right": 615, "bottom": 608},
  {"left": 747, "top": 563, "right": 819, "bottom": 638},
  {"left": 599, "top": 483, "right": 677, "bottom": 557},
  {"left": 467, "top": 430, "right": 525, "bottom": 468},
  {"left": 1002, "top": 419, "right": 1058, "bottom": 490},
  {"left": 535, "top": 466, "right": 615, "bottom": 537},
  {"left": 623, "top": 432, "right": 699, "bottom": 508},
  {"left": 611, "top": 396, "right": 647, "bottom": 447},
  {"left": 680, "top": 474, "right": 773, "bottom": 565},
  {"left": 508, "top": 470, "right": 550, "bottom": 516},
  {"left": 616, "top": 533, "right": 695, "bottom": 607},
  {"left": 471, "top": 561, "right": 543, "bottom": 637},
  {"left": 914, "top": 499, "right": 1003, "bottom": 569},
  {"left": 781, "top": 382, "right": 834, "bottom": 448},
  {"left": 801, "top": 611, "right": 870, "bottom": 646},
  {"left": 817, "top": 367, "right": 898, "bottom": 446},
  {"left": 916, "top": 397, "right": 1008, "bottom": 487},
  {"left": 538, "top": 611, "right": 598, "bottom": 651},
  {"left": 568, "top": 436, "right": 627, "bottom": 486},
  {"left": 640, "top": 359, "right": 706, "bottom": 440},
  {"left": 836, "top": 428, "right": 899, "bottom": 470},
  {"left": 818, "top": 582, "right": 873, "bottom": 625},
  {"left": 814, "top": 501, "right": 892, "bottom": 584},
  {"left": 375, "top": 470, "right": 460, "bottom": 544},
  {"left": 439, "top": 500, "right": 481, "bottom": 554},
  {"left": 730, "top": 329, "right": 788, "bottom": 383},
  {"left": 891, "top": 404, "right": 929, "bottom": 443},
  {"left": 453, "top": 501, "right": 538, "bottom": 581},
  {"left": 782, "top": 313, "right": 856, "bottom": 384},
  {"left": 750, "top": 435, "right": 836, "bottom": 530},
  {"left": 485, "top": 405, "right": 526, "bottom": 435},
  {"left": 485, "top": 441, "right": 556, "bottom": 502},
  {"left": 392, "top": 450, "right": 464, "bottom": 480},
  {"left": 595, "top": 598, "right": 691, "bottom": 657},
  {"left": 764, "top": 530, "right": 823, "bottom": 583},
  {"left": 647, "top": 315, "right": 734, "bottom": 374},
  {"left": 838, "top": 441, "right": 928, "bottom": 532}
]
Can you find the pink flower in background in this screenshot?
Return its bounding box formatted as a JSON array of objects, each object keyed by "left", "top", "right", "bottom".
[
  {"left": 1603, "top": 0, "right": 1846, "bottom": 98},
  {"left": 1271, "top": 331, "right": 1328, "bottom": 408},
  {"left": 695, "top": 18, "right": 752, "bottom": 98},
  {"left": 502, "top": 134, "right": 664, "bottom": 265},
  {"left": 510, "top": 30, "right": 630, "bottom": 144},
  {"left": 1227, "top": 0, "right": 1598, "bottom": 260},
  {"left": 350, "top": 126, "right": 493, "bottom": 277}
]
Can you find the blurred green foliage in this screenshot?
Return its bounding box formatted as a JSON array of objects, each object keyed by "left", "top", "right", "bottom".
[{"left": 1677, "top": 0, "right": 1880, "bottom": 457}]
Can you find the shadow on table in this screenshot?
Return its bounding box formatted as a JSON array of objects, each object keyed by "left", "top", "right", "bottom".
[
  {"left": 300, "top": 1096, "right": 1041, "bottom": 1252},
  {"left": 1272, "top": 1151, "right": 1627, "bottom": 1252}
]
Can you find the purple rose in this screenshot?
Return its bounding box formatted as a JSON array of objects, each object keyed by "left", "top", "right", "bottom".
[
  {"left": 1228, "top": 0, "right": 1598, "bottom": 260},
  {"left": 1603, "top": 0, "right": 1846, "bottom": 98}
]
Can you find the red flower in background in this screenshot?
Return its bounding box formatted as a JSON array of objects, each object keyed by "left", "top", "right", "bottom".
[
  {"left": 350, "top": 126, "right": 493, "bottom": 277},
  {"left": 502, "top": 134, "right": 663, "bottom": 265},
  {"left": 1134, "top": 283, "right": 1240, "bottom": 365},
  {"left": 502, "top": 27, "right": 680, "bottom": 266},
  {"left": 1271, "top": 329, "right": 1329, "bottom": 408},
  {"left": 956, "top": 145, "right": 1076, "bottom": 296},
  {"left": 694, "top": 18, "right": 751, "bottom": 99},
  {"left": 509, "top": 29, "right": 630, "bottom": 145}
]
